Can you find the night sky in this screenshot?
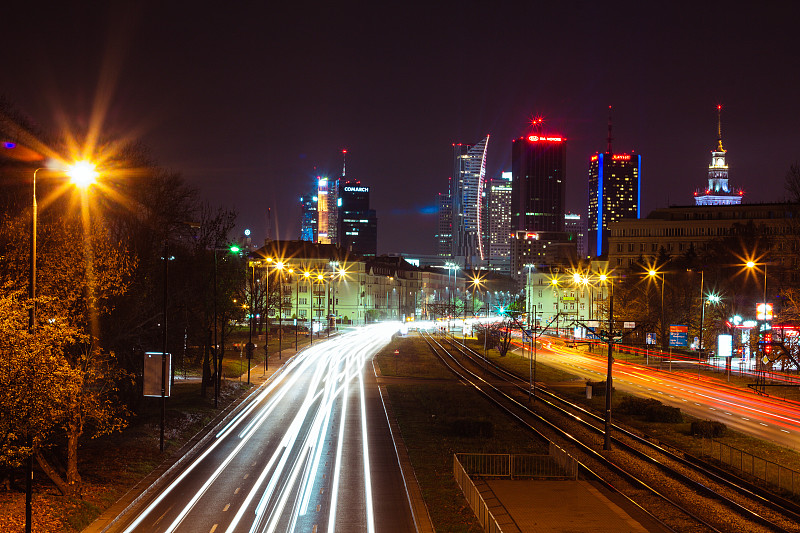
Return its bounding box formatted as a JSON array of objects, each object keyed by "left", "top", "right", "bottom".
[{"left": 2, "top": 2, "right": 799, "bottom": 255}]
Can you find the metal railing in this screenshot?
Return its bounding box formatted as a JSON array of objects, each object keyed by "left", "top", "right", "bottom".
[
  {"left": 453, "top": 455, "right": 506, "bottom": 533},
  {"left": 701, "top": 437, "right": 798, "bottom": 496},
  {"left": 456, "top": 444, "right": 578, "bottom": 480}
]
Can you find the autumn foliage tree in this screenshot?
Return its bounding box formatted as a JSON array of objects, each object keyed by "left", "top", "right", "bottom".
[{"left": 0, "top": 207, "right": 133, "bottom": 495}]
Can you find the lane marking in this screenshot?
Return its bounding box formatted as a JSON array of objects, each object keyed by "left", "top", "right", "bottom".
[
  {"left": 210, "top": 525, "right": 218, "bottom": 533},
  {"left": 234, "top": 487, "right": 240, "bottom": 495},
  {"left": 222, "top": 503, "right": 230, "bottom": 512}
]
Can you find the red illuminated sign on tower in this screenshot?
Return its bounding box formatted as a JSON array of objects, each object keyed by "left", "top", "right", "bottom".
[{"left": 527, "top": 135, "right": 564, "bottom": 143}]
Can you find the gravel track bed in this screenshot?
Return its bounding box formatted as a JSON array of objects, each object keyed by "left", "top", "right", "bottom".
[{"left": 435, "top": 335, "right": 795, "bottom": 533}]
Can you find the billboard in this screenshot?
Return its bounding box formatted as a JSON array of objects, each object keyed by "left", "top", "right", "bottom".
[
  {"left": 669, "top": 325, "right": 689, "bottom": 347},
  {"left": 717, "top": 334, "right": 733, "bottom": 357},
  {"left": 756, "top": 303, "right": 773, "bottom": 321},
  {"left": 143, "top": 352, "right": 172, "bottom": 397}
]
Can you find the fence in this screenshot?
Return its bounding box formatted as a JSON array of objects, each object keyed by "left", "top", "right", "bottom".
[
  {"left": 701, "top": 438, "right": 798, "bottom": 496},
  {"left": 456, "top": 444, "right": 578, "bottom": 480},
  {"left": 453, "top": 454, "right": 505, "bottom": 533}
]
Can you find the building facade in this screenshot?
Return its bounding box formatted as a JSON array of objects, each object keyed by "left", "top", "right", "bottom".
[
  {"left": 486, "top": 171, "right": 513, "bottom": 271},
  {"left": 338, "top": 179, "right": 377, "bottom": 257},
  {"left": 587, "top": 151, "right": 641, "bottom": 258},
  {"left": 435, "top": 190, "right": 452, "bottom": 258},
  {"left": 251, "top": 241, "right": 468, "bottom": 327},
  {"left": 565, "top": 212, "right": 586, "bottom": 259},
  {"left": 608, "top": 203, "right": 796, "bottom": 270},
  {"left": 451, "top": 136, "right": 490, "bottom": 267},
  {"left": 299, "top": 192, "right": 318, "bottom": 242},
  {"left": 511, "top": 133, "right": 566, "bottom": 234}
]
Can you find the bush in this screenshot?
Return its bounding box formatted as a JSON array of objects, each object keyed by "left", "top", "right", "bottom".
[
  {"left": 690, "top": 420, "right": 727, "bottom": 438},
  {"left": 643, "top": 404, "right": 683, "bottom": 423},
  {"left": 450, "top": 418, "right": 494, "bottom": 438},
  {"left": 618, "top": 396, "right": 661, "bottom": 415}
]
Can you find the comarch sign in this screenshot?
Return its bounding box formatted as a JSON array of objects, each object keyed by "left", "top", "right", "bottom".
[{"left": 344, "top": 186, "right": 369, "bottom": 192}]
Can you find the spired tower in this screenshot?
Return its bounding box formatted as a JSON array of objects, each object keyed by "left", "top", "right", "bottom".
[{"left": 694, "top": 105, "right": 743, "bottom": 205}]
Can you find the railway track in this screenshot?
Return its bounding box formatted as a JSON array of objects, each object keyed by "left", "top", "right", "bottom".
[{"left": 420, "top": 330, "right": 800, "bottom": 533}]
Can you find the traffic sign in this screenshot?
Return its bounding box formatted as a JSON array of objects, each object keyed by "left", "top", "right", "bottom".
[{"left": 669, "top": 325, "right": 688, "bottom": 347}]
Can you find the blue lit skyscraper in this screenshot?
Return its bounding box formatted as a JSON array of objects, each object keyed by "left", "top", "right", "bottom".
[{"left": 587, "top": 118, "right": 641, "bottom": 258}]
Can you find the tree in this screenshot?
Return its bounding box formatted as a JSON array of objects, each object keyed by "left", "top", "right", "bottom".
[{"left": 0, "top": 213, "right": 133, "bottom": 495}]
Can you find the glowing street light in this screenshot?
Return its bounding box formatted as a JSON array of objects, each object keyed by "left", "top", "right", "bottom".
[
  {"left": 647, "top": 268, "right": 666, "bottom": 350},
  {"left": 66, "top": 160, "right": 98, "bottom": 188},
  {"left": 27, "top": 159, "right": 100, "bottom": 532}
]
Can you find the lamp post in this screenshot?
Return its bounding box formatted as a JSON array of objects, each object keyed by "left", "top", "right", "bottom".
[
  {"left": 246, "top": 260, "right": 256, "bottom": 384},
  {"left": 316, "top": 273, "right": 325, "bottom": 338},
  {"left": 746, "top": 261, "right": 769, "bottom": 362},
  {"left": 290, "top": 269, "right": 299, "bottom": 351},
  {"left": 648, "top": 269, "right": 666, "bottom": 351},
  {"left": 275, "top": 261, "right": 285, "bottom": 359},
  {"left": 26, "top": 161, "right": 98, "bottom": 533},
  {"left": 600, "top": 273, "right": 615, "bottom": 450},
  {"left": 303, "top": 271, "right": 313, "bottom": 345}
]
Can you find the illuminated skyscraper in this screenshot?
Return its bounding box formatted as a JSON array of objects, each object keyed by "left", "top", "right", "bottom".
[
  {"left": 317, "top": 176, "right": 331, "bottom": 244},
  {"left": 694, "top": 105, "right": 743, "bottom": 206},
  {"left": 435, "top": 190, "right": 452, "bottom": 258},
  {"left": 564, "top": 213, "right": 586, "bottom": 258},
  {"left": 299, "top": 192, "right": 318, "bottom": 241},
  {"left": 486, "top": 172, "right": 512, "bottom": 267},
  {"left": 338, "top": 179, "right": 377, "bottom": 256},
  {"left": 587, "top": 115, "right": 641, "bottom": 258},
  {"left": 511, "top": 133, "right": 566, "bottom": 233},
  {"left": 451, "top": 135, "right": 489, "bottom": 267}
]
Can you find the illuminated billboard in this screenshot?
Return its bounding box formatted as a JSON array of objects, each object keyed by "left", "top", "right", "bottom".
[
  {"left": 717, "top": 334, "right": 733, "bottom": 358},
  {"left": 756, "top": 303, "right": 773, "bottom": 321}
]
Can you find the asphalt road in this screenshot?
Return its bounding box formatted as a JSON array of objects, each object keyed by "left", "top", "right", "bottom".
[{"left": 114, "top": 323, "right": 418, "bottom": 533}]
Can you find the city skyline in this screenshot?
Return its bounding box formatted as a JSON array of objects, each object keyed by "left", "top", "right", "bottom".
[{"left": 1, "top": 3, "right": 798, "bottom": 255}]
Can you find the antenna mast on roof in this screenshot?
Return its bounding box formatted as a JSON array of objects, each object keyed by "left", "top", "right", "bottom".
[
  {"left": 607, "top": 105, "right": 613, "bottom": 154},
  {"left": 716, "top": 105, "right": 724, "bottom": 151},
  {"left": 342, "top": 149, "right": 347, "bottom": 178}
]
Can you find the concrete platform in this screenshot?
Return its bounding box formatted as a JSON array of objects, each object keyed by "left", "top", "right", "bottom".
[{"left": 484, "top": 479, "right": 667, "bottom": 532}]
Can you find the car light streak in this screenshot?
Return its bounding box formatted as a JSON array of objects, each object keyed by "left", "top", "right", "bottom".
[
  {"left": 327, "top": 349, "right": 351, "bottom": 531},
  {"left": 359, "top": 370, "right": 376, "bottom": 533},
  {"left": 127, "top": 323, "right": 398, "bottom": 533}
]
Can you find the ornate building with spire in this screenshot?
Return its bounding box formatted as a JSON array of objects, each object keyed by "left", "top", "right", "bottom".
[{"left": 694, "top": 105, "right": 743, "bottom": 205}]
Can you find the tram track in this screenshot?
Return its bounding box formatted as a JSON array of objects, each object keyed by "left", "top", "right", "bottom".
[{"left": 420, "top": 330, "right": 800, "bottom": 533}]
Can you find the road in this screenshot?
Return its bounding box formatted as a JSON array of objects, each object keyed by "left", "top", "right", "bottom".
[
  {"left": 115, "top": 323, "right": 419, "bottom": 533},
  {"left": 523, "top": 339, "right": 800, "bottom": 449}
]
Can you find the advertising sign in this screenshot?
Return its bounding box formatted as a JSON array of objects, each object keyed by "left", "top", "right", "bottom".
[
  {"left": 717, "top": 334, "right": 733, "bottom": 358},
  {"left": 143, "top": 352, "right": 172, "bottom": 397},
  {"left": 623, "top": 321, "right": 635, "bottom": 329},
  {"left": 757, "top": 303, "right": 773, "bottom": 321},
  {"left": 669, "top": 325, "right": 689, "bottom": 347},
  {"left": 646, "top": 332, "right": 656, "bottom": 345}
]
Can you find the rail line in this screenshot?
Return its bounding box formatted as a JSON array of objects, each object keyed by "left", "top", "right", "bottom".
[{"left": 420, "top": 330, "right": 800, "bottom": 533}]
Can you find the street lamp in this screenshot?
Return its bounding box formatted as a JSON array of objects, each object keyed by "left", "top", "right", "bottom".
[
  {"left": 647, "top": 269, "right": 666, "bottom": 351},
  {"left": 303, "top": 271, "right": 313, "bottom": 344},
  {"left": 275, "top": 261, "right": 285, "bottom": 359},
  {"left": 598, "top": 272, "right": 615, "bottom": 451},
  {"left": 27, "top": 160, "right": 98, "bottom": 533},
  {"left": 746, "top": 260, "right": 770, "bottom": 362}
]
